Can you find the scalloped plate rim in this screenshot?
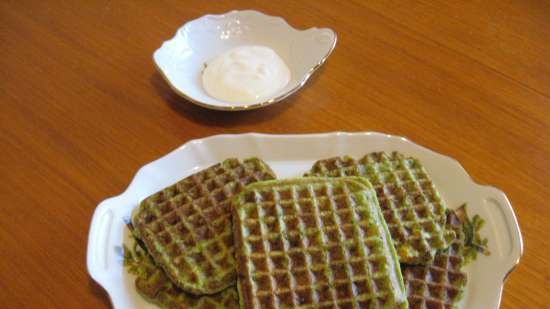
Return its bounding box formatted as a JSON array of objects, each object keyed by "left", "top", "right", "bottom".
[{"left": 87, "top": 132, "right": 523, "bottom": 309}]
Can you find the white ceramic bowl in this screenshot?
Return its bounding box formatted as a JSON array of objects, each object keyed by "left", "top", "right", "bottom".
[{"left": 153, "top": 10, "right": 337, "bottom": 110}]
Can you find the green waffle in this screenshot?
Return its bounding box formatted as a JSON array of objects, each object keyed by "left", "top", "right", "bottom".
[
  {"left": 124, "top": 232, "right": 240, "bottom": 309},
  {"left": 307, "top": 152, "right": 453, "bottom": 264},
  {"left": 402, "top": 210, "right": 467, "bottom": 309},
  {"left": 232, "top": 177, "right": 408, "bottom": 309},
  {"left": 132, "top": 158, "right": 276, "bottom": 295}
]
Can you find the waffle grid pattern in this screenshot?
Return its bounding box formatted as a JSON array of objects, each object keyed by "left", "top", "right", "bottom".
[
  {"left": 132, "top": 158, "right": 276, "bottom": 294},
  {"left": 403, "top": 211, "right": 467, "bottom": 309},
  {"left": 125, "top": 237, "right": 240, "bottom": 309},
  {"left": 308, "top": 152, "right": 452, "bottom": 264},
  {"left": 233, "top": 177, "right": 407, "bottom": 309}
]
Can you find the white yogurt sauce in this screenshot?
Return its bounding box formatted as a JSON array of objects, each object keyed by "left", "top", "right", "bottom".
[{"left": 202, "top": 45, "right": 290, "bottom": 104}]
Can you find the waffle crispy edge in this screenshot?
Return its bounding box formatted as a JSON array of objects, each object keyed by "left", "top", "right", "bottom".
[{"left": 125, "top": 233, "right": 240, "bottom": 309}]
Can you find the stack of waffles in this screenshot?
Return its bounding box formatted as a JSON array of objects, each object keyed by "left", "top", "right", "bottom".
[
  {"left": 307, "top": 152, "right": 468, "bottom": 309},
  {"left": 128, "top": 158, "right": 276, "bottom": 308},
  {"left": 123, "top": 152, "right": 478, "bottom": 309}
]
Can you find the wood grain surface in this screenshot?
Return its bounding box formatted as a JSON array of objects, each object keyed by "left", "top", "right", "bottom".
[{"left": 1, "top": 1, "right": 549, "bottom": 308}]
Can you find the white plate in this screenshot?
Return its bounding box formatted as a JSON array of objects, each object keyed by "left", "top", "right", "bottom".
[
  {"left": 153, "top": 10, "right": 337, "bottom": 111},
  {"left": 87, "top": 132, "right": 522, "bottom": 309}
]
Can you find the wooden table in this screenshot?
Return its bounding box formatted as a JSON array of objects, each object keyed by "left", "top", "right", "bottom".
[{"left": 2, "top": 1, "right": 548, "bottom": 308}]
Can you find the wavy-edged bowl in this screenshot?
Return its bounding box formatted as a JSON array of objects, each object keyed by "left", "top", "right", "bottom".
[
  {"left": 87, "top": 132, "right": 522, "bottom": 309},
  {"left": 153, "top": 10, "right": 337, "bottom": 111}
]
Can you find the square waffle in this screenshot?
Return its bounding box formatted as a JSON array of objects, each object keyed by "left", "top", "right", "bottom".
[
  {"left": 402, "top": 210, "right": 467, "bottom": 309},
  {"left": 131, "top": 158, "right": 276, "bottom": 295},
  {"left": 232, "top": 177, "right": 408, "bottom": 309},
  {"left": 307, "top": 152, "right": 453, "bottom": 264},
  {"left": 124, "top": 227, "right": 240, "bottom": 309}
]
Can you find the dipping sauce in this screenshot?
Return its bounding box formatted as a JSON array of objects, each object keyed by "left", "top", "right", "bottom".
[{"left": 202, "top": 45, "right": 291, "bottom": 104}]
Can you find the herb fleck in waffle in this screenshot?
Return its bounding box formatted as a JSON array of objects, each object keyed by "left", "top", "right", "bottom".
[
  {"left": 132, "top": 158, "right": 276, "bottom": 294},
  {"left": 308, "top": 152, "right": 453, "bottom": 264},
  {"left": 402, "top": 210, "right": 467, "bottom": 309},
  {"left": 232, "top": 177, "right": 408, "bottom": 309},
  {"left": 124, "top": 234, "right": 239, "bottom": 309}
]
